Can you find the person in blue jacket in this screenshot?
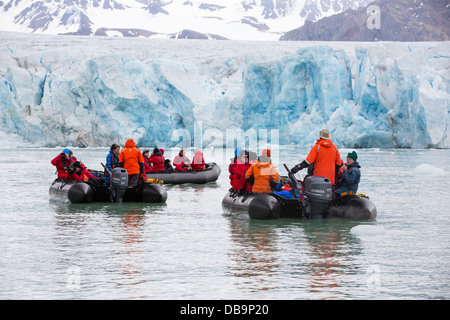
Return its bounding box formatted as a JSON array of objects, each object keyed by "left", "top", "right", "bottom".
[
  {"left": 334, "top": 151, "right": 361, "bottom": 196},
  {"left": 104, "top": 144, "right": 120, "bottom": 182}
]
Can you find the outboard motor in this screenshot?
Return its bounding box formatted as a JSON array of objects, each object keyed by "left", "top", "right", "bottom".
[
  {"left": 302, "top": 176, "right": 333, "bottom": 218},
  {"left": 110, "top": 167, "right": 128, "bottom": 203}
]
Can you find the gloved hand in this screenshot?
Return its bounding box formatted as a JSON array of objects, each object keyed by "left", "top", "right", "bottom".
[
  {"left": 291, "top": 160, "right": 309, "bottom": 174},
  {"left": 291, "top": 165, "right": 300, "bottom": 174}
]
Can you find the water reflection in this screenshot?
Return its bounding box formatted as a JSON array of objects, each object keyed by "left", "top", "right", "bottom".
[
  {"left": 302, "top": 219, "right": 364, "bottom": 299},
  {"left": 50, "top": 202, "right": 161, "bottom": 296},
  {"left": 226, "top": 217, "right": 280, "bottom": 292},
  {"left": 226, "top": 214, "right": 367, "bottom": 298}
]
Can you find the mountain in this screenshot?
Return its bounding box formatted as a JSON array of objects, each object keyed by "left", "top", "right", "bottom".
[
  {"left": 280, "top": 0, "right": 450, "bottom": 41},
  {"left": 0, "top": 0, "right": 372, "bottom": 41}
]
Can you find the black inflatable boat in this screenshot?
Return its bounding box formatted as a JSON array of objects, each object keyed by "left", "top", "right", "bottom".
[
  {"left": 49, "top": 167, "right": 167, "bottom": 204},
  {"left": 222, "top": 175, "right": 377, "bottom": 220},
  {"left": 145, "top": 162, "right": 221, "bottom": 184}
]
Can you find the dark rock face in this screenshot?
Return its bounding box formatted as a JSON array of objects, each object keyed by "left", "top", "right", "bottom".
[{"left": 281, "top": 0, "right": 450, "bottom": 41}]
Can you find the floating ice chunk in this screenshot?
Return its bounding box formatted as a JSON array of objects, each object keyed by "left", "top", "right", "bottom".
[
  {"left": 413, "top": 163, "right": 448, "bottom": 176},
  {"left": 351, "top": 225, "right": 386, "bottom": 236}
]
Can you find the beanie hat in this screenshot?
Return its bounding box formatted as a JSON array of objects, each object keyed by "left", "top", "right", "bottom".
[
  {"left": 347, "top": 151, "right": 358, "bottom": 161},
  {"left": 62, "top": 148, "right": 70, "bottom": 156},
  {"left": 262, "top": 149, "right": 271, "bottom": 157}
]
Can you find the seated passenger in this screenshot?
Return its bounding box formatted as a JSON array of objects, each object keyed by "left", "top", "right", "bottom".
[
  {"left": 142, "top": 149, "right": 153, "bottom": 173},
  {"left": 103, "top": 144, "right": 120, "bottom": 183},
  {"left": 149, "top": 148, "right": 165, "bottom": 172},
  {"left": 164, "top": 159, "right": 174, "bottom": 173},
  {"left": 245, "top": 154, "right": 279, "bottom": 193},
  {"left": 106, "top": 144, "right": 120, "bottom": 172},
  {"left": 173, "top": 149, "right": 190, "bottom": 166},
  {"left": 72, "top": 161, "right": 99, "bottom": 181},
  {"left": 334, "top": 151, "right": 361, "bottom": 196},
  {"left": 231, "top": 150, "right": 252, "bottom": 193},
  {"left": 175, "top": 160, "right": 192, "bottom": 171},
  {"left": 229, "top": 148, "right": 243, "bottom": 187},
  {"left": 191, "top": 148, "right": 206, "bottom": 171},
  {"left": 51, "top": 148, "right": 76, "bottom": 180}
]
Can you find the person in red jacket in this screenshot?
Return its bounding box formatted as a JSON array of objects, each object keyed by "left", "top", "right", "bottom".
[
  {"left": 149, "top": 148, "right": 165, "bottom": 172},
  {"left": 229, "top": 148, "right": 243, "bottom": 187},
  {"left": 231, "top": 150, "right": 252, "bottom": 193},
  {"left": 51, "top": 148, "right": 77, "bottom": 180},
  {"left": 173, "top": 149, "right": 190, "bottom": 166},
  {"left": 175, "top": 160, "right": 192, "bottom": 171},
  {"left": 142, "top": 150, "right": 153, "bottom": 173},
  {"left": 71, "top": 161, "right": 99, "bottom": 181},
  {"left": 191, "top": 148, "right": 206, "bottom": 171}
]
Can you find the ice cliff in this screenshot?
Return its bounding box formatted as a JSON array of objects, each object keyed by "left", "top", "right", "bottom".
[{"left": 0, "top": 32, "right": 448, "bottom": 149}]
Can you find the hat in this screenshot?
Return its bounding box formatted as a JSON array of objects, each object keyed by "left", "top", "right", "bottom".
[
  {"left": 160, "top": 148, "right": 164, "bottom": 155},
  {"left": 73, "top": 161, "right": 82, "bottom": 168},
  {"left": 235, "top": 147, "right": 243, "bottom": 157},
  {"left": 262, "top": 149, "right": 271, "bottom": 157},
  {"left": 317, "top": 129, "right": 332, "bottom": 140},
  {"left": 347, "top": 151, "right": 358, "bottom": 161},
  {"left": 62, "top": 148, "right": 70, "bottom": 156}
]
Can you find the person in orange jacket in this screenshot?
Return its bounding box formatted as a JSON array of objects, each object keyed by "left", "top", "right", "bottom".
[
  {"left": 245, "top": 153, "right": 280, "bottom": 193},
  {"left": 291, "top": 129, "right": 341, "bottom": 185},
  {"left": 118, "top": 138, "right": 144, "bottom": 187}
]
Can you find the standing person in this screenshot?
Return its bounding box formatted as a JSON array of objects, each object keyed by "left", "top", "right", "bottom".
[
  {"left": 192, "top": 148, "right": 206, "bottom": 171},
  {"left": 173, "top": 149, "right": 190, "bottom": 166},
  {"left": 334, "top": 151, "right": 361, "bottom": 196},
  {"left": 291, "top": 129, "right": 341, "bottom": 185},
  {"left": 245, "top": 152, "right": 280, "bottom": 193},
  {"left": 118, "top": 138, "right": 144, "bottom": 187}
]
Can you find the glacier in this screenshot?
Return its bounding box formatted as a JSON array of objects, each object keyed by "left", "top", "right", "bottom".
[{"left": 0, "top": 31, "right": 449, "bottom": 149}]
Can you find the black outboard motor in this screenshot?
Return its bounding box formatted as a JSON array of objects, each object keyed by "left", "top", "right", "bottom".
[
  {"left": 110, "top": 167, "right": 128, "bottom": 203},
  {"left": 302, "top": 176, "right": 333, "bottom": 218}
]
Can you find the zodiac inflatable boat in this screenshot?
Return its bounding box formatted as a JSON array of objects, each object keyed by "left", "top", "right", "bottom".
[
  {"left": 222, "top": 174, "right": 377, "bottom": 220},
  {"left": 49, "top": 167, "right": 167, "bottom": 204},
  {"left": 144, "top": 162, "right": 221, "bottom": 184}
]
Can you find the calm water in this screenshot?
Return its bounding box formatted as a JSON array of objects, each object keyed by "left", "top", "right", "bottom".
[{"left": 0, "top": 147, "right": 449, "bottom": 300}]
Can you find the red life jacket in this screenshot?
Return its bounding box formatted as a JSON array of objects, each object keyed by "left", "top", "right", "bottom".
[{"left": 149, "top": 153, "right": 165, "bottom": 172}]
